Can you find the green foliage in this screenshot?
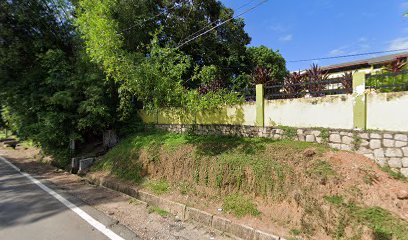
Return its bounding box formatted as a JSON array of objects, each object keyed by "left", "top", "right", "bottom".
[
  {"left": 350, "top": 206, "right": 408, "bottom": 240},
  {"left": 246, "top": 46, "right": 288, "bottom": 83},
  {"left": 323, "top": 195, "right": 344, "bottom": 205},
  {"left": 380, "top": 166, "right": 408, "bottom": 181},
  {"left": 325, "top": 195, "right": 408, "bottom": 240},
  {"left": 148, "top": 206, "right": 169, "bottom": 217},
  {"left": 144, "top": 179, "right": 170, "bottom": 195},
  {"left": 280, "top": 126, "right": 298, "bottom": 140},
  {"left": 97, "top": 131, "right": 329, "bottom": 201},
  {"left": 367, "top": 73, "right": 408, "bottom": 93},
  {"left": 0, "top": 0, "right": 120, "bottom": 166},
  {"left": 76, "top": 1, "right": 243, "bottom": 114},
  {"left": 223, "top": 194, "right": 261, "bottom": 218}
]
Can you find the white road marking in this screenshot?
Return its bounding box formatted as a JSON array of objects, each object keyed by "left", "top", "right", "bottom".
[{"left": 0, "top": 156, "right": 124, "bottom": 240}]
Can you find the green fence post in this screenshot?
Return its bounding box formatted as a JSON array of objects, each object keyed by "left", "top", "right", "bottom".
[
  {"left": 352, "top": 72, "right": 367, "bottom": 130},
  {"left": 256, "top": 84, "right": 264, "bottom": 127}
]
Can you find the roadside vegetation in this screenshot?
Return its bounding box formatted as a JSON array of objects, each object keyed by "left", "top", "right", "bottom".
[{"left": 93, "top": 130, "right": 408, "bottom": 239}]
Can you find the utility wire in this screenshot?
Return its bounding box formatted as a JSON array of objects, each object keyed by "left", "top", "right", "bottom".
[
  {"left": 288, "top": 48, "right": 408, "bottom": 63},
  {"left": 177, "top": 0, "right": 259, "bottom": 45},
  {"left": 176, "top": 0, "right": 268, "bottom": 49}
]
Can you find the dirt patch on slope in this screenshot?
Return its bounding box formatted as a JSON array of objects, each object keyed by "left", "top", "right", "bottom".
[{"left": 93, "top": 132, "right": 408, "bottom": 240}]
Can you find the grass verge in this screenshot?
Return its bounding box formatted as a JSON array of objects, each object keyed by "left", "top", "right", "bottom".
[
  {"left": 223, "top": 194, "right": 260, "bottom": 218},
  {"left": 148, "top": 206, "right": 169, "bottom": 217}
]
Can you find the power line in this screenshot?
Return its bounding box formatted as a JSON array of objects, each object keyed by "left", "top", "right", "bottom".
[
  {"left": 288, "top": 48, "right": 408, "bottom": 63},
  {"left": 177, "top": 0, "right": 259, "bottom": 45},
  {"left": 176, "top": 0, "right": 268, "bottom": 49}
]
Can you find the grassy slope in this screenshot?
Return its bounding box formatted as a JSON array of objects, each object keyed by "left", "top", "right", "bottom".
[{"left": 94, "top": 130, "right": 408, "bottom": 240}]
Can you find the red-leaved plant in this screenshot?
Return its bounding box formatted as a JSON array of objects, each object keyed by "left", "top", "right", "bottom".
[
  {"left": 385, "top": 57, "right": 407, "bottom": 73},
  {"left": 305, "top": 63, "right": 329, "bottom": 97},
  {"left": 283, "top": 71, "right": 305, "bottom": 98},
  {"left": 342, "top": 72, "right": 353, "bottom": 94},
  {"left": 251, "top": 66, "right": 272, "bottom": 85}
]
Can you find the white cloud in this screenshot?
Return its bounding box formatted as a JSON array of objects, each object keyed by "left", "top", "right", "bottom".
[
  {"left": 328, "top": 37, "right": 371, "bottom": 56},
  {"left": 388, "top": 37, "right": 408, "bottom": 50},
  {"left": 329, "top": 48, "right": 346, "bottom": 56},
  {"left": 279, "top": 34, "right": 293, "bottom": 42}
]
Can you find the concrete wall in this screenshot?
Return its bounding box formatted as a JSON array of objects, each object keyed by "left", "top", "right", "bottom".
[
  {"left": 139, "top": 103, "right": 257, "bottom": 126},
  {"left": 367, "top": 91, "right": 408, "bottom": 131},
  {"left": 264, "top": 95, "right": 354, "bottom": 129},
  {"left": 140, "top": 91, "right": 408, "bottom": 132}
]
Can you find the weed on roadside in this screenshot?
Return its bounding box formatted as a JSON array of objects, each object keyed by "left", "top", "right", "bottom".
[
  {"left": 380, "top": 166, "right": 408, "bottom": 181},
  {"left": 223, "top": 194, "right": 260, "bottom": 218},
  {"left": 148, "top": 206, "right": 169, "bottom": 217},
  {"left": 144, "top": 179, "right": 170, "bottom": 195}
]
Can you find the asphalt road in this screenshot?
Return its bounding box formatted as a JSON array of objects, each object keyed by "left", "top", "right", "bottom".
[{"left": 0, "top": 157, "right": 132, "bottom": 240}]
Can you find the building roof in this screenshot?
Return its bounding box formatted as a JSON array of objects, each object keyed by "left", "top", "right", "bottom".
[{"left": 322, "top": 52, "right": 408, "bottom": 72}]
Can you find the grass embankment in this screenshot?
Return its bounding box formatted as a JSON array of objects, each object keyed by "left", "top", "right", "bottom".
[{"left": 94, "top": 130, "right": 408, "bottom": 240}]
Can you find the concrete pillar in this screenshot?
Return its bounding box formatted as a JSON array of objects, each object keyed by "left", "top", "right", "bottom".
[
  {"left": 352, "top": 72, "right": 367, "bottom": 130},
  {"left": 256, "top": 84, "right": 264, "bottom": 127}
]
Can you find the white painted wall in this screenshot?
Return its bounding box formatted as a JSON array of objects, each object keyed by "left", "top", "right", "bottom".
[
  {"left": 264, "top": 95, "right": 354, "bottom": 129},
  {"left": 367, "top": 91, "right": 408, "bottom": 131}
]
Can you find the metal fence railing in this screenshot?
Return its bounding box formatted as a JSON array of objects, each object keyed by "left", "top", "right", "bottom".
[
  {"left": 236, "top": 87, "right": 256, "bottom": 101},
  {"left": 366, "top": 70, "right": 408, "bottom": 92},
  {"left": 264, "top": 76, "right": 352, "bottom": 100}
]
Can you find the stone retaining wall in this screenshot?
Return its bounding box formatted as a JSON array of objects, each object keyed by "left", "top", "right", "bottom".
[{"left": 154, "top": 124, "right": 408, "bottom": 177}]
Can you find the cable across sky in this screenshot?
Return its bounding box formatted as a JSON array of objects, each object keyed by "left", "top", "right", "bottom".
[
  {"left": 287, "top": 48, "right": 408, "bottom": 63},
  {"left": 176, "top": 0, "right": 269, "bottom": 49}
]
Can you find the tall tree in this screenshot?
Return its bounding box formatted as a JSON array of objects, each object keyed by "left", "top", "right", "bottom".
[{"left": 0, "top": 0, "right": 118, "bottom": 165}]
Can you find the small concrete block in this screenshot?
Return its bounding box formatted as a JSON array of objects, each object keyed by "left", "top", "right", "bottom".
[
  {"left": 329, "top": 143, "right": 341, "bottom": 150},
  {"left": 341, "top": 144, "right": 352, "bottom": 151},
  {"left": 383, "top": 133, "right": 393, "bottom": 139},
  {"left": 388, "top": 158, "right": 402, "bottom": 168},
  {"left": 373, "top": 148, "right": 385, "bottom": 158},
  {"left": 297, "top": 135, "right": 305, "bottom": 141},
  {"left": 329, "top": 134, "right": 341, "bottom": 143},
  {"left": 212, "top": 216, "right": 231, "bottom": 233},
  {"left": 79, "top": 158, "right": 94, "bottom": 172},
  {"left": 385, "top": 148, "right": 403, "bottom": 157},
  {"left": 228, "top": 222, "right": 255, "bottom": 240},
  {"left": 311, "top": 130, "right": 321, "bottom": 137},
  {"left": 185, "top": 207, "right": 213, "bottom": 227},
  {"left": 404, "top": 147, "right": 408, "bottom": 157},
  {"left": 402, "top": 158, "right": 408, "bottom": 168},
  {"left": 357, "top": 147, "right": 371, "bottom": 155},
  {"left": 360, "top": 139, "right": 369, "bottom": 147},
  {"left": 342, "top": 136, "right": 353, "bottom": 145},
  {"left": 364, "top": 154, "right": 375, "bottom": 159},
  {"left": 396, "top": 141, "right": 408, "bottom": 147},
  {"left": 160, "top": 199, "right": 186, "bottom": 219},
  {"left": 383, "top": 139, "right": 395, "bottom": 148},
  {"left": 275, "top": 129, "right": 284, "bottom": 134},
  {"left": 297, "top": 129, "right": 304, "bottom": 135},
  {"left": 375, "top": 158, "right": 387, "bottom": 167},
  {"left": 316, "top": 137, "right": 322, "bottom": 143},
  {"left": 254, "top": 230, "right": 280, "bottom": 240},
  {"left": 369, "top": 140, "right": 382, "bottom": 150},
  {"left": 138, "top": 190, "right": 161, "bottom": 206},
  {"left": 305, "top": 135, "right": 315, "bottom": 142},
  {"left": 370, "top": 133, "right": 382, "bottom": 139},
  {"left": 401, "top": 168, "right": 408, "bottom": 177},
  {"left": 395, "top": 134, "right": 408, "bottom": 142},
  {"left": 358, "top": 133, "right": 369, "bottom": 139}
]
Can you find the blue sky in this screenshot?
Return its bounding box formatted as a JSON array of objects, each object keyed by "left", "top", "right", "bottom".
[{"left": 220, "top": 0, "right": 408, "bottom": 71}]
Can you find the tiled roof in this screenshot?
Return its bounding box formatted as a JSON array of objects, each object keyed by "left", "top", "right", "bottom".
[{"left": 322, "top": 52, "right": 408, "bottom": 71}]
